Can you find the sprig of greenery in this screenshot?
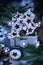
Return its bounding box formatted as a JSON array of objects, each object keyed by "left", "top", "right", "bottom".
[{"left": 20, "top": 44, "right": 43, "bottom": 65}]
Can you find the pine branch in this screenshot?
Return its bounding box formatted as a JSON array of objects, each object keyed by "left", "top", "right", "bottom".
[{"left": 20, "top": 44, "right": 43, "bottom": 65}]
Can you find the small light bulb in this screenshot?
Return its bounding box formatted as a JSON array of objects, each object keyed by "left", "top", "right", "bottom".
[
  {"left": 36, "top": 24, "right": 38, "bottom": 27},
  {"left": 35, "top": 40, "right": 40, "bottom": 48},
  {"left": 39, "top": 22, "right": 41, "bottom": 24},
  {"left": 9, "top": 22, "right": 11, "bottom": 25},
  {"left": 36, "top": 41, "right": 40, "bottom": 48},
  {"left": 22, "top": 42, "right": 26, "bottom": 46},
  {"left": 5, "top": 50, "right": 8, "bottom": 52}
]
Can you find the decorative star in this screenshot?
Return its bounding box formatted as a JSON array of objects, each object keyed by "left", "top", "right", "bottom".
[
  {"left": 28, "top": 28, "right": 33, "bottom": 32},
  {"left": 15, "top": 24, "right": 20, "bottom": 29},
  {"left": 16, "top": 15, "right": 20, "bottom": 18},
  {"left": 13, "top": 53, "right": 17, "bottom": 56},
  {"left": 12, "top": 32, "right": 17, "bottom": 36},
  {"left": 27, "top": 19, "right": 31, "bottom": 24},
  {"left": 20, "top": 20, "right": 23, "bottom": 23},
  {"left": 23, "top": 15, "right": 26, "bottom": 18},
  {"left": 27, "top": 14, "right": 30, "bottom": 17}
]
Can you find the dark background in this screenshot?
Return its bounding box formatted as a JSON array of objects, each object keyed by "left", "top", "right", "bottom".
[{"left": 0, "top": 0, "right": 43, "bottom": 19}]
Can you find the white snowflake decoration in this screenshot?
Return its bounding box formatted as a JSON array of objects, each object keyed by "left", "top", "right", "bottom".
[
  {"left": 8, "top": 8, "right": 41, "bottom": 36},
  {"left": 10, "top": 49, "right": 21, "bottom": 60}
]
